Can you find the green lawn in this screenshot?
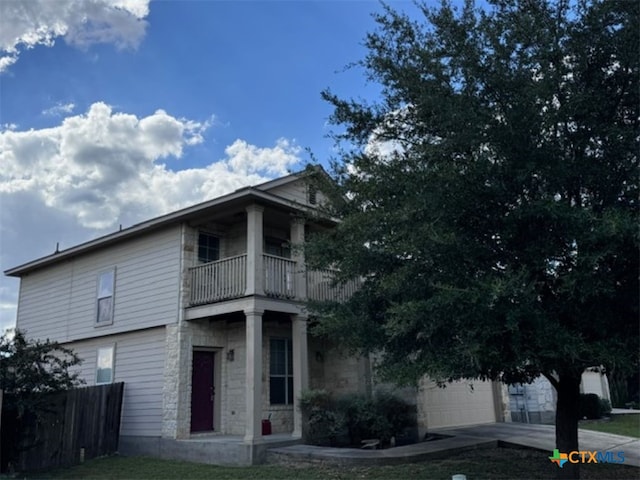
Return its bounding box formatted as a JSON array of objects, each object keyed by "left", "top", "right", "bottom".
[
  {"left": 25, "top": 447, "right": 638, "bottom": 480},
  {"left": 580, "top": 414, "right": 640, "bottom": 438}
]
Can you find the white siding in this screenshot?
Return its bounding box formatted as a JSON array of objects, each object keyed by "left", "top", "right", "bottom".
[
  {"left": 267, "top": 182, "right": 308, "bottom": 205},
  {"left": 66, "top": 327, "right": 166, "bottom": 437},
  {"left": 266, "top": 179, "right": 327, "bottom": 207},
  {"left": 16, "top": 226, "right": 182, "bottom": 343}
]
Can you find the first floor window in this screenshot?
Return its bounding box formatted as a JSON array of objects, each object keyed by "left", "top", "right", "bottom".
[
  {"left": 270, "top": 338, "right": 293, "bottom": 405},
  {"left": 96, "top": 269, "right": 115, "bottom": 324},
  {"left": 96, "top": 346, "right": 115, "bottom": 384}
]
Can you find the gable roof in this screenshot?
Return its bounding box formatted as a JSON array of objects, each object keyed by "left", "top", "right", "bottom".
[{"left": 5, "top": 169, "right": 327, "bottom": 277}]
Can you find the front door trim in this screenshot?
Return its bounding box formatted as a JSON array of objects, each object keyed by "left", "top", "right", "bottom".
[{"left": 190, "top": 348, "right": 221, "bottom": 433}]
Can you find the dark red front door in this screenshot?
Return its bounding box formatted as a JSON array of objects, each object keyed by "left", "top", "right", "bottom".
[{"left": 191, "top": 350, "right": 215, "bottom": 432}]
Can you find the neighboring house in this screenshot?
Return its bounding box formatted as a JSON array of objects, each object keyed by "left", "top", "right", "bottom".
[
  {"left": 5, "top": 171, "right": 507, "bottom": 465},
  {"left": 509, "top": 370, "right": 612, "bottom": 424}
]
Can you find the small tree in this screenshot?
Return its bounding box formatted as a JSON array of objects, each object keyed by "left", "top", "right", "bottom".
[
  {"left": 0, "top": 329, "right": 84, "bottom": 410},
  {"left": 0, "top": 329, "right": 83, "bottom": 470}
]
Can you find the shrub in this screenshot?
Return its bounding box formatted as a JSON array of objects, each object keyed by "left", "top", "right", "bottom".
[
  {"left": 599, "top": 398, "right": 612, "bottom": 416},
  {"left": 299, "top": 390, "right": 416, "bottom": 447},
  {"left": 579, "top": 393, "right": 611, "bottom": 419},
  {"left": 337, "top": 394, "right": 389, "bottom": 445},
  {"left": 375, "top": 390, "right": 417, "bottom": 434},
  {"left": 336, "top": 392, "right": 416, "bottom": 446},
  {"left": 299, "top": 389, "right": 344, "bottom": 446}
]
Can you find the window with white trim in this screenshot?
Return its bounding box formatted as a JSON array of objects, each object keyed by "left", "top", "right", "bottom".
[
  {"left": 198, "top": 233, "right": 220, "bottom": 263},
  {"left": 96, "top": 346, "right": 115, "bottom": 384},
  {"left": 96, "top": 269, "right": 115, "bottom": 325},
  {"left": 269, "top": 338, "right": 293, "bottom": 405}
]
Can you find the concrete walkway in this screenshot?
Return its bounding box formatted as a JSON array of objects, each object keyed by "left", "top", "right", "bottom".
[
  {"left": 432, "top": 423, "right": 639, "bottom": 467},
  {"left": 268, "top": 422, "right": 639, "bottom": 468},
  {"left": 612, "top": 408, "right": 640, "bottom": 415}
]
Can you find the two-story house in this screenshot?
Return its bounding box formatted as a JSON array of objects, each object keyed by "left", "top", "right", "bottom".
[{"left": 5, "top": 170, "right": 508, "bottom": 465}]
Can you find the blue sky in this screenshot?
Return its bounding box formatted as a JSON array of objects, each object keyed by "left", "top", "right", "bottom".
[{"left": 0, "top": 0, "right": 428, "bottom": 332}]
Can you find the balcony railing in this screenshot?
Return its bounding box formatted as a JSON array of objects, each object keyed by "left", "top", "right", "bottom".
[
  {"left": 190, "top": 254, "right": 247, "bottom": 306},
  {"left": 306, "top": 269, "right": 361, "bottom": 302},
  {"left": 189, "top": 254, "right": 360, "bottom": 306},
  {"left": 263, "top": 254, "right": 296, "bottom": 299}
]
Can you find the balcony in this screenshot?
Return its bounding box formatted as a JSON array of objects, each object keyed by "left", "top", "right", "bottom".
[
  {"left": 189, "top": 255, "right": 247, "bottom": 305},
  {"left": 305, "top": 269, "right": 360, "bottom": 302},
  {"left": 189, "top": 255, "right": 359, "bottom": 306}
]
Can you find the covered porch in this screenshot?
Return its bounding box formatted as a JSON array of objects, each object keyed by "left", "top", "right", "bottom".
[{"left": 169, "top": 302, "right": 312, "bottom": 446}]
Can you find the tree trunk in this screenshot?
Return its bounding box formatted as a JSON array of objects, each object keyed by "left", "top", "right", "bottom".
[{"left": 555, "top": 372, "right": 582, "bottom": 480}]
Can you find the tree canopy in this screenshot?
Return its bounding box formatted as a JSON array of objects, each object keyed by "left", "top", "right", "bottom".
[{"left": 306, "top": 1, "right": 638, "bottom": 476}]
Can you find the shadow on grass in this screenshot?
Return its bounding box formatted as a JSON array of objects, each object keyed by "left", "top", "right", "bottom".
[{"left": 22, "top": 446, "right": 639, "bottom": 480}]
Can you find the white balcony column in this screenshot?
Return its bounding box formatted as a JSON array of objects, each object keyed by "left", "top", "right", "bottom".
[
  {"left": 245, "top": 204, "right": 264, "bottom": 296},
  {"left": 290, "top": 217, "right": 307, "bottom": 300},
  {"left": 291, "top": 314, "right": 309, "bottom": 437},
  {"left": 244, "top": 308, "right": 264, "bottom": 443}
]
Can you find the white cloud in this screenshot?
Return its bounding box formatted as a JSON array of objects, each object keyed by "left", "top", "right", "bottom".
[
  {"left": 364, "top": 106, "right": 413, "bottom": 159},
  {"left": 1, "top": 102, "right": 300, "bottom": 229},
  {"left": 0, "top": 102, "right": 302, "bottom": 331},
  {"left": 42, "top": 102, "right": 75, "bottom": 117},
  {"left": 0, "top": 0, "right": 150, "bottom": 73},
  {"left": 226, "top": 138, "right": 301, "bottom": 176}
]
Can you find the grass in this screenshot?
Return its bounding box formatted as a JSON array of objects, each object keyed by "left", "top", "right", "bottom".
[
  {"left": 24, "top": 447, "right": 639, "bottom": 480},
  {"left": 580, "top": 413, "right": 640, "bottom": 438}
]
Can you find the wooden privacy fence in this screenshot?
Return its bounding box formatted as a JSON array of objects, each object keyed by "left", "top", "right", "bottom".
[{"left": 1, "top": 382, "right": 124, "bottom": 473}]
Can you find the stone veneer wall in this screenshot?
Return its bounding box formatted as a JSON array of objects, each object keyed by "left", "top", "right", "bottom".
[
  {"left": 162, "top": 324, "right": 182, "bottom": 438},
  {"left": 221, "top": 320, "right": 248, "bottom": 435},
  {"left": 162, "top": 223, "right": 196, "bottom": 439},
  {"left": 307, "top": 336, "right": 326, "bottom": 390},
  {"left": 321, "top": 346, "right": 371, "bottom": 396}
]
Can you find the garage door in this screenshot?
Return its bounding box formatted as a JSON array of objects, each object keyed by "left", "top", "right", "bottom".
[{"left": 419, "top": 378, "right": 497, "bottom": 429}]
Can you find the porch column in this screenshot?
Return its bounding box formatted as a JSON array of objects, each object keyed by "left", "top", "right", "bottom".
[
  {"left": 292, "top": 314, "right": 309, "bottom": 437},
  {"left": 290, "top": 217, "right": 307, "bottom": 300},
  {"left": 246, "top": 205, "right": 264, "bottom": 296},
  {"left": 244, "top": 308, "right": 264, "bottom": 443}
]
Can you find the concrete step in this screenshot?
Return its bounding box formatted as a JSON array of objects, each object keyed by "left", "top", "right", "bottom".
[{"left": 267, "top": 436, "right": 498, "bottom": 467}]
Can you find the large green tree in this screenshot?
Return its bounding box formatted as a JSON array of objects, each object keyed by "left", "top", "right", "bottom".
[{"left": 306, "top": 1, "right": 638, "bottom": 478}]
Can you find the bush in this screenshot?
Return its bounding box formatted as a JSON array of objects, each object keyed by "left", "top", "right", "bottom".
[
  {"left": 300, "top": 390, "right": 416, "bottom": 447},
  {"left": 375, "top": 391, "right": 416, "bottom": 427},
  {"left": 579, "top": 393, "right": 611, "bottom": 419},
  {"left": 299, "top": 389, "right": 344, "bottom": 446},
  {"left": 337, "top": 393, "right": 392, "bottom": 445}
]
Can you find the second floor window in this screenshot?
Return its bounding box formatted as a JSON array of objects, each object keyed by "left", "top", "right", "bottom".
[
  {"left": 96, "top": 269, "right": 115, "bottom": 325},
  {"left": 198, "top": 233, "right": 219, "bottom": 263},
  {"left": 265, "top": 236, "right": 290, "bottom": 258}
]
